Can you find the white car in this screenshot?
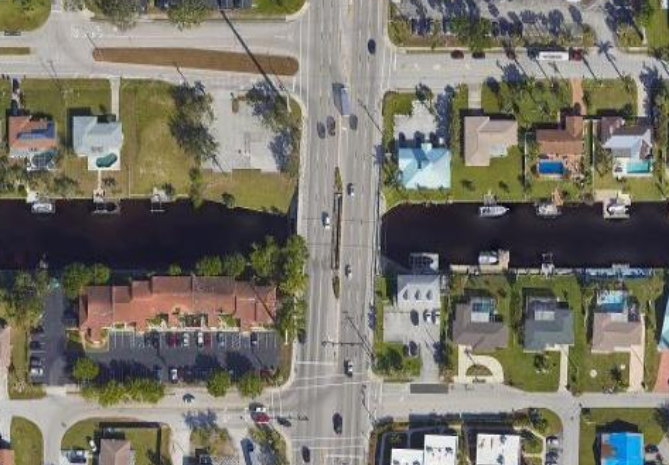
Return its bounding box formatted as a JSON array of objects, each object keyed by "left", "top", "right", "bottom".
[
  {"left": 88, "top": 439, "right": 97, "bottom": 453},
  {"left": 196, "top": 331, "right": 204, "bottom": 347},
  {"left": 169, "top": 367, "right": 179, "bottom": 383},
  {"left": 182, "top": 333, "right": 190, "bottom": 347}
]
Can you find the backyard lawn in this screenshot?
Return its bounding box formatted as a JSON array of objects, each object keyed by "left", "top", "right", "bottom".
[
  {"left": 582, "top": 79, "right": 637, "bottom": 116},
  {"left": 62, "top": 419, "right": 171, "bottom": 465},
  {"left": 579, "top": 408, "right": 666, "bottom": 465},
  {"left": 0, "top": 0, "right": 50, "bottom": 31},
  {"left": 10, "top": 417, "right": 43, "bottom": 465}
]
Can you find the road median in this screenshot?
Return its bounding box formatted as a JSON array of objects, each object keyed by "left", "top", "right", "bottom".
[{"left": 93, "top": 47, "right": 298, "bottom": 76}]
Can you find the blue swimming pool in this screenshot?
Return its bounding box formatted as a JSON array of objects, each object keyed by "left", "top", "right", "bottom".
[
  {"left": 538, "top": 160, "right": 564, "bottom": 175},
  {"left": 601, "top": 432, "right": 643, "bottom": 465},
  {"left": 597, "top": 290, "right": 627, "bottom": 313},
  {"left": 626, "top": 160, "right": 651, "bottom": 174}
]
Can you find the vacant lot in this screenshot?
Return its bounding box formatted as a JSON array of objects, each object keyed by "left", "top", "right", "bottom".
[
  {"left": 647, "top": 1, "right": 669, "bottom": 48},
  {"left": 583, "top": 79, "right": 637, "bottom": 116},
  {"left": 11, "top": 417, "right": 43, "bottom": 465},
  {"left": 62, "top": 419, "right": 171, "bottom": 465},
  {"left": 94, "top": 48, "right": 299, "bottom": 76},
  {"left": 0, "top": 0, "right": 50, "bottom": 31}
]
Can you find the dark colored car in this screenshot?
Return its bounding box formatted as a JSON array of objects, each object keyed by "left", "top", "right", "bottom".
[
  {"left": 349, "top": 114, "right": 358, "bottom": 131},
  {"left": 569, "top": 48, "right": 583, "bottom": 61},
  {"left": 491, "top": 21, "right": 500, "bottom": 37},
  {"left": 297, "top": 329, "right": 307, "bottom": 344},
  {"left": 12, "top": 79, "right": 19, "bottom": 94},
  {"left": 472, "top": 51, "right": 486, "bottom": 59},
  {"left": 166, "top": 332, "right": 176, "bottom": 347},
  {"left": 410, "top": 310, "right": 419, "bottom": 326},
  {"left": 333, "top": 413, "right": 343, "bottom": 434},
  {"left": 367, "top": 39, "right": 376, "bottom": 55},
  {"left": 277, "top": 416, "right": 292, "bottom": 427},
  {"left": 203, "top": 332, "right": 211, "bottom": 347},
  {"left": 317, "top": 122, "right": 326, "bottom": 139},
  {"left": 327, "top": 116, "right": 336, "bottom": 136},
  {"left": 408, "top": 340, "right": 418, "bottom": 357},
  {"left": 302, "top": 446, "right": 311, "bottom": 463},
  {"left": 450, "top": 50, "right": 464, "bottom": 59},
  {"left": 29, "top": 340, "right": 44, "bottom": 351}
]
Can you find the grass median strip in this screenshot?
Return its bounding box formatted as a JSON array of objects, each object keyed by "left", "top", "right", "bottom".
[
  {"left": 0, "top": 47, "right": 30, "bottom": 55},
  {"left": 94, "top": 48, "right": 299, "bottom": 76}
]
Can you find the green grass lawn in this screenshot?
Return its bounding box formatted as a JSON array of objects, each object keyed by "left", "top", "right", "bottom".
[
  {"left": 62, "top": 419, "right": 171, "bottom": 465},
  {"left": 10, "top": 417, "right": 43, "bottom": 465},
  {"left": 646, "top": 1, "right": 669, "bottom": 48},
  {"left": 8, "top": 327, "right": 45, "bottom": 399},
  {"left": 121, "top": 80, "right": 294, "bottom": 212},
  {"left": 481, "top": 79, "right": 572, "bottom": 129},
  {"left": 248, "top": 0, "right": 305, "bottom": 15},
  {"left": 580, "top": 408, "right": 665, "bottom": 465},
  {"left": 583, "top": 79, "right": 637, "bottom": 116},
  {"left": 374, "top": 341, "right": 422, "bottom": 381},
  {"left": 593, "top": 168, "right": 666, "bottom": 200},
  {"left": 0, "top": 78, "right": 11, "bottom": 148},
  {"left": 457, "top": 275, "right": 561, "bottom": 391},
  {"left": 0, "top": 0, "right": 50, "bottom": 31}
]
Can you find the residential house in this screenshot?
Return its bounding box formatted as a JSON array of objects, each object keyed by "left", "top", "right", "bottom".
[
  {"left": 391, "top": 435, "right": 458, "bottom": 465},
  {"left": 0, "top": 449, "right": 14, "bottom": 465},
  {"left": 599, "top": 432, "right": 643, "bottom": 465},
  {"left": 599, "top": 116, "right": 653, "bottom": 178},
  {"left": 475, "top": 434, "right": 520, "bottom": 465},
  {"left": 523, "top": 296, "right": 574, "bottom": 352},
  {"left": 72, "top": 116, "right": 123, "bottom": 171},
  {"left": 452, "top": 296, "right": 508, "bottom": 351},
  {"left": 79, "top": 276, "right": 277, "bottom": 344},
  {"left": 398, "top": 143, "right": 451, "bottom": 190},
  {"left": 99, "top": 439, "right": 134, "bottom": 465},
  {"left": 535, "top": 115, "right": 584, "bottom": 177},
  {"left": 396, "top": 274, "right": 441, "bottom": 315},
  {"left": 591, "top": 290, "right": 643, "bottom": 353},
  {"left": 8, "top": 115, "right": 58, "bottom": 171},
  {"left": 463, "top": 116, "right": 518, "bottom": 167}
]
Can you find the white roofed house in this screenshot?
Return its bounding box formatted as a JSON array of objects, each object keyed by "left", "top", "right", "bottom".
[
  {"left": 599, "top": 116, "right": 653, "bottom": 178},
  {"left": 390, "top": 435, "right": 458, "bottom": 465},
  {"left": 396, "top": 274, "right": 441, "bottom": 314},
  {"left": 72, "top": 115, "right": 123, "bottom": 171},
  {"left": 475, "top": 434, "right": 520, "bottom": 465}
]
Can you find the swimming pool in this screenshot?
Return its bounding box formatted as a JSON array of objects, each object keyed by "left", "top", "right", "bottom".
[
  {"left": 597, "top": 290, "right": 627, "bottom": 312},
  {"left": 626, "top": 160, "right": 651, "bottom": 174},
  {"left": 538, "top": 160, "right": 565, "bottom": 176}
]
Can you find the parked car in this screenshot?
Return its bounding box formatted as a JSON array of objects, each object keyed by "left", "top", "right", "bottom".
[
  {"left": 546, "top": 436, "right": 560, "bottom": 447},
  {"left": 88, "top": 439, "right": 97, "bottom": 453},
  {"left": 182, "top": 332, "right": 190, "bottom": 347},
  {"left": 153, "top": 365, "right": 163, "bottom": 381},
  {"left": 297, "top": 329, "right": 307, "bottom": 344},
  {"left": 29, "top": 340, "right": 44, "bottom": 351},
  {"left": 217, "top": 332, "right": 225, "bottom": 347},
  {"left": 196, "top": 331, "right": 204, "bottom": 348},
  {"left": 169, "top": 367, "right": 179, "bottom": 383},
  {"left": 182, "top": 393, "right": 195, "bottom": 404},
  {"left": 410, "top": 310, "right": 419, "bottom": 326},
  {"left": 250, "top": 332, "right": 258, "bottom": 346},
  {"left": 251, "top": 405, "right": 270, "bottom": 424},
  {"left": 203, "top": 332, "right": 211, "bottom": 347},
  {"left": 472, "top": 51, "right": 486, "bottom": 59},
  {"left": 408, "top": 341, "right": 419, "bottom": 357},
  {"left": 432, "top": 309, "right": 441, "bottom": 323},
  {"left": 569, "top": 47, "right": 583, "bottom": 61},
  {"left": 277, "top": 416, "right": 292, "bottom": 427},
  {"left": 167, "top": 332, "right": 176, "bottom": 347},
  {"left": 450, "top": 50, "right": 464, "bottom": 59}
]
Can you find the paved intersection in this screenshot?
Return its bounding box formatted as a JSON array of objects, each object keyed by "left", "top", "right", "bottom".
[{"left": 1, "top": 2, "right": 669, "bottom": 465}]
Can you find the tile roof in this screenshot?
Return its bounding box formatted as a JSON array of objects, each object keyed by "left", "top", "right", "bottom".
[
  {"left": 0, "top": 449, "right": 14, "bottom": 465},
  {"left": 536, "top": 115, "right": 584, "bottom": 157},
  {"left": 463, "top": 116, "right": 518, "bottom": 167},
  {"left": 8, "top": 115, "right": 58, "bottom": 154},
  {"left": 99, "top": 439, "right": 133, "bottom": 465},
  {"left": 79, "top": 276, "right": 276, "bottom": 342}
]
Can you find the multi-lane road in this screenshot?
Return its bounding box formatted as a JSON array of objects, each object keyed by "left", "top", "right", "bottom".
[{"left": 1, "top": 2, "right": 669, "bottom": 465}]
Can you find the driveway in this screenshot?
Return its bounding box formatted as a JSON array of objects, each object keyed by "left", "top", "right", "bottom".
[{"left": 454, "top": 345, "right": 504, "bottom": 384}]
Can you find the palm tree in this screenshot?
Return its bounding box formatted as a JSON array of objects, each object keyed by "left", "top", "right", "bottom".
[{"left": 597, "top": 40, "right": 622, "bottom": 78}]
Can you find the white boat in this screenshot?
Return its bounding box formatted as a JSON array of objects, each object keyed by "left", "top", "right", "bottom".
[
  {"left": 536, "top": 202, "right": 561, "bottom": 218},
  {"left": 31, "top": 200, "right": 55, "bottom": 214},
  {"left": 607, "top": 203, "right": 629, "bottom": 217},
  {"left": 478, "top": 251, "right": 499, "bottom": 265},
  {"left": 479, "top": 205, "right": 509, "bottom": 218}
]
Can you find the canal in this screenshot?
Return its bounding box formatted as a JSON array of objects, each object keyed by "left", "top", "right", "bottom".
[
  {"left": 382, "top": 202, "right": 669, "bottom": 268},
  {"left": 0, "top": 200, "right": 289, "bottom": 269}
]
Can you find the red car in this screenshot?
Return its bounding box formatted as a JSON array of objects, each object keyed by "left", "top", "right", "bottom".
[
  {"left": 166, "top": 332, "right": 176, "bottom": 347},
  {"left": 569, "top": 48, "right": 583, "bottom": 61}
]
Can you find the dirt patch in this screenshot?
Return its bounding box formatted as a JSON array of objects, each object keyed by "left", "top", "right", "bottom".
[
  {"left": 93, "top": 48, "right": 298, "bottom": 76},
  {"left": 0, "top": 47, "right": 30, "bottom": 55}
]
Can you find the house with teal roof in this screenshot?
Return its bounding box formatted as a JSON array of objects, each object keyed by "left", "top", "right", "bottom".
[
  {"left": 599, "top": 432, "right": 643, "bottom": 465},
  {"left": 398, "top": 142, "right": 451, "bottom": 190}
]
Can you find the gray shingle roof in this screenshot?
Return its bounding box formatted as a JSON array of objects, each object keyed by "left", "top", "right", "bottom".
[
  {"left": 523, "top": 297, "right": 574, "bottom": 352},
  {"left": 452, "top": 297, "right": 508, "bottom": 351}
]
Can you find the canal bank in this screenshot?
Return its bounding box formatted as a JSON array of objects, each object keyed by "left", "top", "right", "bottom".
[
  {"left": 382, "top": 202, "right": 669, "bottom": 268},
  {"left": 0, "top": 200, "right": 289, "bottom": 269}
]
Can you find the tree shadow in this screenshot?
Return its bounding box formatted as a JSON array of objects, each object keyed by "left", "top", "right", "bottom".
[{"left": 183, "top": 409, "right": 219, "bottom": 431}]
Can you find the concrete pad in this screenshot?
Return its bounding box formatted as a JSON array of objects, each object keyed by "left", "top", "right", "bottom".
[
  {"left": 558, "top": 345, "right": 570, "bottom": 392},
  {"left": 207, "top": 91, "right": 279, "bottom": 173},
  {"left": 627, "top": 335, "right": 645, "bottom": 392}
]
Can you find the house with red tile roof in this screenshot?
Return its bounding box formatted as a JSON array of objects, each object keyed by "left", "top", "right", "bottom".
[
  {"left": 8, "top": 115, "right": 58, "bottom": 171},
  {"left": 79, "top": 276, "right": 277, "bottom": 344}
]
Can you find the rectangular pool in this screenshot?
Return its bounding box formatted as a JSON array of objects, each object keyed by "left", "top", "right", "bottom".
[
  {"left": 626, "top": 160, "right": 651, "bottom": 174},
  {"left": 538, "top": 160, "right": 565, "bottom": 176}
]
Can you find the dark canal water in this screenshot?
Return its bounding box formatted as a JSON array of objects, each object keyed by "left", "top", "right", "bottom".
[
  {"left": 0, "top": 200, "right": 289, "bottom": 269},
  {"left": 383, "top": 202, "right": 669, "bottom": 268}
]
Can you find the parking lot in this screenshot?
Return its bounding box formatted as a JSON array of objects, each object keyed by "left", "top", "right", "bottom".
[
  {"left": 27, "top": 288, "right": 281, "bottom": 385},
  {"left": 88, "top": 329, "right": 279, "bottom": 384}
]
